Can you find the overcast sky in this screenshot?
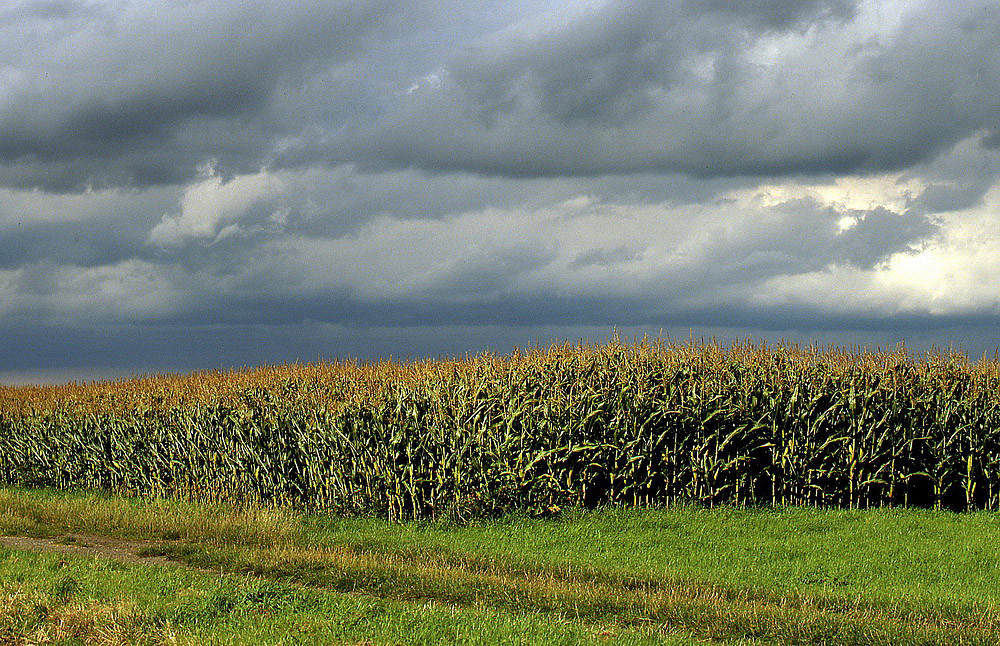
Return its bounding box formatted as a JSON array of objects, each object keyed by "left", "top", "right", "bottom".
[{"left": 2, "top": 0, "right": 1000, "bottom": 383}]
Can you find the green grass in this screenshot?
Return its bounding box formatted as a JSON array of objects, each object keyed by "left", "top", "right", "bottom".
[
  {"left": 1, "top": 549, "right": 688, "bottom": 646},
  {"left": 3, "top": 487, "right": 1000, "bottom": 644}
]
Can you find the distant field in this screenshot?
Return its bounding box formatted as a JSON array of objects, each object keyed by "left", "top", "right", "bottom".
[
  {"left": 2, "top": 339, "right": 1000, "bottom": 518},
  {"left": 3, "top": 487, "right": 1000, "bottom": 645}
]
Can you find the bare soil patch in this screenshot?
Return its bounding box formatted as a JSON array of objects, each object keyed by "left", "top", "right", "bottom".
[{"left": 0, "top": 533, "right": 205, "bottom": 570}]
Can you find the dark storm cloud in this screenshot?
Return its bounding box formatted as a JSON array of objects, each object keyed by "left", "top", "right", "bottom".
[
  {"left": 3, "top": 0, "right": 1000, "bottom": 383},
  {"left": 344, "top": 0, "right": 1000, "bottom": 178},
  {"left": 834, "top": 206, "right": 938, "bottom": 268},
  {"left": 0, "top": 218, "right": 144, "bottom": 269},
  {"left": 5, "top": 0, "right": 997, "bottom": 190},
  {"left": 0, "top": 0, "right": 402, "bottom": 190},
  {"left": 417, "top": 0, "right": 859, "bottom": 129},
  {"left": 45, "top": 280, "right": 987, "bottom": 334},
  {"left": 3, "top": 0, "right": 997, "bottom": 189},
  {"left": 688, "top": 0, "right": 858, "bottom": 29},
  {"left": 905, "top": 182, "right": 990, "bottom": 215}
]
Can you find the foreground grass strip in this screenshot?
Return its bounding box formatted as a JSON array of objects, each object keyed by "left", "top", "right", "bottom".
[
  {"left": 4, "top": 487, "right": 1000, "bottom": 644},
  {"left": 138, "top": 541, "right": 999, "bottom": 645},
  {"left": 0, "top": 547, "right": 698, "bottom": 646}
]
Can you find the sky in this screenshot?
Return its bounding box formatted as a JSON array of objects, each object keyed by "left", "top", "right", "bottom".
[{"left": 2, "top": 0, "right": 1000, "bottom": 384}]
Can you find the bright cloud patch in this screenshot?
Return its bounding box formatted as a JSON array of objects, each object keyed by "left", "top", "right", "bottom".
[{"left": 147, "top": 165, "right": 286, "bottom": 247}]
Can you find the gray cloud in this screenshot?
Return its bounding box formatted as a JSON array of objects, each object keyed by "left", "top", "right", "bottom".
[
  {"left": 835, "top": 206, "right": 938, "bottom": 267},
  {"left": 569, "top": 246, "right": 644, "bottom": 270},
  {"left": 341, "top": 0, "right": 1000, "bottom": 179},
  {"left": 2, "top": 0, "right": 997, "bottom": 191},
  {"left": 905, "top": 183, "right": 988, "bottom": 215},
  {"left": 688, "top": 0, "right": 858, "bottom": 29},
  {"left": 0, "top": 180, "right": 945, "bottom": 332},
  {"left": 2, "top": 0, "right": 1000, "bottom": 382},
  {"left": 0, "top": 0, "right": 402, "bottom": 190},
  {"left": 442, "top": 0, "right": 859, "bottom": 128},
  {"left": 5, "top": 0, "right": 997, "bottom": 191},
  {"left": 0, "top": 219, "right": 146, "bottom": 270}
]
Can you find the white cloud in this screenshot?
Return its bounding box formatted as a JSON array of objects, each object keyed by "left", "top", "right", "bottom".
[
  {"left": 879, "top": 184, "right": 1000, "bottom": 313},
  {"left": 751, "top": 176, "right": 1000, "bottom": 317},
  {"left": 147, "top": 167, "right": 285, "bottom": 247},
  {"left": 0, "top": 184, "right": 177, "bottom": 228},
  {"left": 2, "top": 258, "right": 183, "bottom": 323},
  {"left": 283, "top": 173, "right": 941, "bottom": 305}
]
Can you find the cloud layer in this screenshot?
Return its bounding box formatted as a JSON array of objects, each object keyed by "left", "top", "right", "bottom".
[{"left": 1, "top": 0, "right": 999, "bottom": 381}]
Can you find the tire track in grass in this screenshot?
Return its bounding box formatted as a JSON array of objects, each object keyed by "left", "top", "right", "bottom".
[
  {"left": 5, "top": 531, "right": 1000, "bottom": 645},
  {"left": 0, "top": 533, "right": 214, "bottom": 571}
]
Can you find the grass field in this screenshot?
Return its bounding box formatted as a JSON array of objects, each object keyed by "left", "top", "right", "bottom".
[{"left": 3, "top": 487, "right": 1000, "bottom": 645}]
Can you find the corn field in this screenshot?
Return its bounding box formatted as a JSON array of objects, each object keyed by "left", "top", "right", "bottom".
[{"left": 2, "top": 339, "right": 1000, "bottom": 520}]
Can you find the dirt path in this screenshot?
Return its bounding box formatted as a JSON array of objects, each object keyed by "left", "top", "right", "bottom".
[{"left": 0, "top": 533, "right": 205, "bottom": 570}]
